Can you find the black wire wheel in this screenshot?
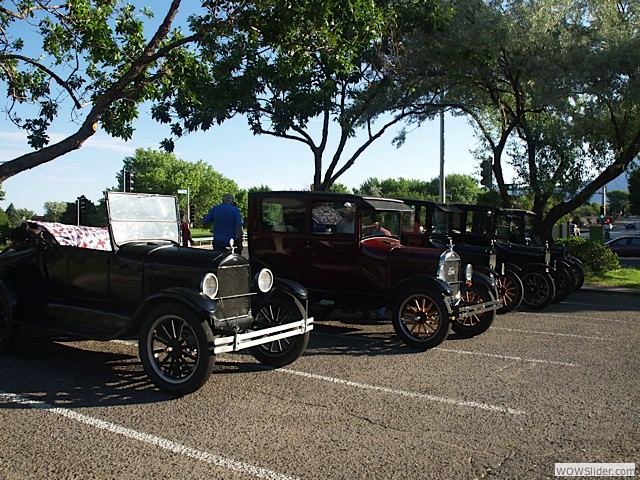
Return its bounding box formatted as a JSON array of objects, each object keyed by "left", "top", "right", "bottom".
[
  {"left": 452, "top": 282, "right": 497, "bottom": 337},
  {"left": 520, "top": 270, "right": 555, "bottom": 310},
  {"left": 251, "top": 294, "right": 310, "bottom": 367},
  {"left": 391, "top": 288, "right": 450, "bottom": 350},
  {"left": 138, "top": 303, "right": 215, "bottom": 396},
  {"left": 552, "top": 263, "right": 576, "bottom": 303},
  {"left": 496, "top": 270, "right": 524, "bottom": 314}
]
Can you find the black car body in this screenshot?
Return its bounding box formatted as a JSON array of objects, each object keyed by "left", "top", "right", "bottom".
[
  {"left": 0, "top": 192, "right": 313, "bottom": 395},
  {"left": 398, "top": 199, "right": 524, "bottom": 314},
  {"left": 248, "top": 191, "right": 499, "bottom": 350}
]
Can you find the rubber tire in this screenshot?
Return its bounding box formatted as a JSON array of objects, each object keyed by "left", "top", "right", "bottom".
[
  {"left": 568, "top": 259, "right": 585, "bottom": 290},
  {"left": 496, "top": 270, "right": 524, "bottom": 314},
  {"left": 251, "top": 294, "right": 310, "bottom": 367},
  {"left": 520, "top": 270, "right": 555, "bottom": 310},
  {"left": 0, "top": 288, "right": 18, "bottom": 353},
  {"left": 552, "top": 264, "right": 576, "bottom": 303},
  {"left": 452, "top": 282, "right": 497, "bottom": 337},
  {"left": 391, "top": 288, "right": 450, "bottom": 350},
  {"left": 138, "top": 303, "right": 215, "bottom": 396}
]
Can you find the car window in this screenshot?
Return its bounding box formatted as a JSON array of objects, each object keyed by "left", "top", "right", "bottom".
[
  {"left": 108, "top": 192, "right": 179, "bottom": 245},
  {"left": 312, "top": 201, "right": 356, "bottom": 235},
  {"left": 261, "top": 197, "right": 305, "bottom": 233},
  {"left": 361, "top": 209, "right": 402, "bottom": 238}
]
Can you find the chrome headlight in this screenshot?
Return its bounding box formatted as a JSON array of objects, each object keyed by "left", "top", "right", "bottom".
[
  {"left": 201, "top": 272, "right": 219, "bottom": 299},
  {"left": 257, "top": 268, "right": 274, "bottom": 293},
  {"left": 465, "top": 264, "right": 473, "bottom": 284}
]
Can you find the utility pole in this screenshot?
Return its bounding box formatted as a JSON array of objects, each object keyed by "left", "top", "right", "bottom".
[{"left": 439, "top": 111, "right": 446, "bottom": 203}]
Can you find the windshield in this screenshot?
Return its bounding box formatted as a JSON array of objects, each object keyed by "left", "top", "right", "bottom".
[
  {"left": 107, "top": 192, "right": 180, "bottom": 245},
  {"left": 361, "top": 209, "right": 412, "bottom": 238}
]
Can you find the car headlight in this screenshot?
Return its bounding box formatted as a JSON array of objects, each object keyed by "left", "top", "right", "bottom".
[
  {"left": 201, "top": 272, "right": 219, "bottom": 299},
  {"left": 257, "top": 268, "right": 274, "bottom": 293},
  {"left": 465, "top": 264, "right": 473, "bottom": 286}
]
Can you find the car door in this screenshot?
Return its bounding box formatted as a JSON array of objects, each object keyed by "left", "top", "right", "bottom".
[{"left": 306, "top": 199, "right": 360, "bottom": 288}]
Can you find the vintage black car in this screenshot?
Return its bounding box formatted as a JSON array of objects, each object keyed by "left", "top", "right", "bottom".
[
  {"left": 248, "top": 191, "right": 499, "bottom": 350},
  {"left": 452, "top": 204, "right": 580, "bottom": 308},
  {"left": 496, "top": 208, "right": 585, "bottom": 291},
  {"left": 0, "top": 192, "right": 313, "bottom": 396},
  {"left": 398, "top": 199, "right": 524, "bottom": 314}
]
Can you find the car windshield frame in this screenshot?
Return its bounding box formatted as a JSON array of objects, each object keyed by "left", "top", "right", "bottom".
[{"left": 107, "top": 192, "right": 180, "bottom": 246}]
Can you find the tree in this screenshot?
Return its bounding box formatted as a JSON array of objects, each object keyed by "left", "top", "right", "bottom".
[
  {"left": 43, "top": 201, "right": 67, "bottom": 222},
  {"left": 629, "top": 168, "right": 640, "bottom": 214},
  {"left": 120, "top": 148, "right": 241, "bottom": 226},
  {"left": 5, "top": 203, "right": 34, "bottom": 226},
  {"left": 606, "top": 190, "right": 630, "bottom": 216},
  {"left": 153, "top": 0, "right": 449, "bottom": 191},
  {"left": 397, "top": 0, "right": 640, "bottom": 240},
  {"left": 0, "top": 1, "right": 256, "bottom": 180},
  {"left": 354, "top": 174, "right": 479, "bottom": 203}
]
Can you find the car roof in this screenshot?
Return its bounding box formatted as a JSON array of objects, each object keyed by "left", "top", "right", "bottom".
[{"left": 251, "top": 191, "right": 414, "bottom": 212}]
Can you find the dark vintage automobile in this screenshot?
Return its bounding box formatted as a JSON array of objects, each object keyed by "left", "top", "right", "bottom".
[
  {"left": 398, "top": 199, "right": 524, "bottom": 314},
  {"left": 247, "top": 191, "right": 499, "bottom": 350},
  {"left": 0, "top": 192, "right": 313, "bottom": 396},
  {"left": 452, "top": 204, "right": 578, "bottom": 308},
  {"left": 495, "top": 208, "right": 585, "bottom": 291}
]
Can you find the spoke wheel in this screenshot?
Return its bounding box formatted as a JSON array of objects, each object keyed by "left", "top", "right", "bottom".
[
  {"left": 251, "top": 294, "right": 310, "bottom": 367},
  {"left": 391, "top": 288, "right": 449, "bottom": 350},
  {"left": 552, "top": 264, "right": 576, "bottom": 303},
  {"left": 521, "top": 270, "right": 555, "bottom": 310},
  {"left": 452, "top": 283, "right": 496, "bottom": 337},
  {"left": 139, "top": 304, "right": 214, "bottom": 396},
  {"left": 496, "top": 270, "right": 524, "bottom": 314}
]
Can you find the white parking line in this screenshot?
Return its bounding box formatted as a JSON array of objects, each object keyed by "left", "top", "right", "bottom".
[
  {"left": 491, "top": 326, "right": 607, "bottom": 340},
  {"left": 0, "top": 391, "right": 299, "bottom": 480},
  {"left": 278, "top": 368, "right": 525, "bottom": 415},
  {"left": 436, "top": 347, "right": 579, "bottom": 367}
]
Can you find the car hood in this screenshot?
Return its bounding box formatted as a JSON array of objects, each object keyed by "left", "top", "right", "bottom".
[{"left": 119, "top": 242, "right": 247, "bottom": 271}]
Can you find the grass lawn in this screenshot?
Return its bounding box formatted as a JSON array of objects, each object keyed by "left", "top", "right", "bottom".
[
  {"left": 585, "top": 267, "right": 640, "bottom": 290},
  {"left": 191, "top": 228, "right": 211, "bottom": 237}
]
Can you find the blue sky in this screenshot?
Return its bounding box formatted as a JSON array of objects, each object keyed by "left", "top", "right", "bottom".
[
  {"left": 0, "top": 109, "right": 630, "bottom": 215},
  {"left": 0, "top": 110, "right": 495, "bottom": 215}
]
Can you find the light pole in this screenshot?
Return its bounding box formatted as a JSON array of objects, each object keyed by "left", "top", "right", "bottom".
[{"left": 439, "top": 111, "right": 446, "bottom": 203}]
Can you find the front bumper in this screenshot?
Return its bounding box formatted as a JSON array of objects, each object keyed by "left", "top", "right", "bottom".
[
  {"left": 452, "top": 298, "right": 501, "bottom": 319},
  {"left": 213, "top": 316, "right": 314, "bottom": 354}
]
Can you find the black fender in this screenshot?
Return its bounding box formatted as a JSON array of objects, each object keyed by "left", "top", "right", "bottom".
[
  {"left": 253, "top": 278, "right": 309, "bottom": 318},
  {"left": 469, "top": 271, "right": 497, "bottom": 292},
  {"left": 387, "top": 275, "right": 453, "bottom": 311},
  {"left": 502, "top": 262, "right": 523, "bottom": 275},
  {"left": 521, "top": 262, "right": 556, "bottom": 275},
  {"left": 473, "top": 266, "right": 500, "bottom": 282},
  {"left": 566, "top": 256, "right": 582, "bottom": 265},
  {"left": 125, "top": 287, "right": 218, "bottom": 336}
]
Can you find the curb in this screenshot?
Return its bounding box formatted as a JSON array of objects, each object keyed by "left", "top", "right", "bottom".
[{"left": 581, "top": 284, "right": 640, "bottom": 295}]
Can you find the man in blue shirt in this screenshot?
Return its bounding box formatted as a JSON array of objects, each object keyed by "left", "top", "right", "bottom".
[{"left": 203, "top": 193, "right": 244, "bottom": 254}]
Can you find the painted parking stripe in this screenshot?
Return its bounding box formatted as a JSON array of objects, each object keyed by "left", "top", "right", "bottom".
[
  {"left": 436, "top": 347, "right": 579, "bottom": 367},
  {"left": 0, "top": 391, "right": 299, "bottom": 480},
  {"left": 491, "top": 326, "right": 606, "bottom": 340},
  {"left": 278, "top": 368, "right": 524, "bottom": 415}
]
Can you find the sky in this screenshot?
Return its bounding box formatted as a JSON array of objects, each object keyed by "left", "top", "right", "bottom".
[
  {"left": 0, "top": 109, "right": 631, "bottom": 216},
  {"left": 0, "top": 109, "right": 499, "bottom": 215}
]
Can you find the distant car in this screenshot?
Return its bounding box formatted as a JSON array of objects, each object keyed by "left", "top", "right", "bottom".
[
  {"left": 626, "top": 222, "right": 636, "bottom": 230},
  {"left": 570, "top": 224, "right": 580, "bottom": 236},
  {"left": 605, "top": 236, "right": 640, "bottom": 257}
]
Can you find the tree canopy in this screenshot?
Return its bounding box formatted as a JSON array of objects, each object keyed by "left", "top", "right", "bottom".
[{"left": 0, "top": 0, "right": 255, "bottom": 180}]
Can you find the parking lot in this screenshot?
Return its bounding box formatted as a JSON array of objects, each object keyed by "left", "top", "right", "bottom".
[{"left": 1, "top": 289, "right": 638, "bottom": 479}]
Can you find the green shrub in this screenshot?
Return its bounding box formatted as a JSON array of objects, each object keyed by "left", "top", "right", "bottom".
[{"left": 556, "top": 237, "right": 620, "bottom": 275}]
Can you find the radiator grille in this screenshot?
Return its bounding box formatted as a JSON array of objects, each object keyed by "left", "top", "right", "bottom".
[{"left": 216, "top": 262, "right": 251, "bottom": 319}]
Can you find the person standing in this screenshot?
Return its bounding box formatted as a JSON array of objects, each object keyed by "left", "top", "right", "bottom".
[
  {"left": 179, "top": 210, "right": 192, "bottom": 247},
  {"left": 203, "top": 193, "right": 243, "bottom": 254}
]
